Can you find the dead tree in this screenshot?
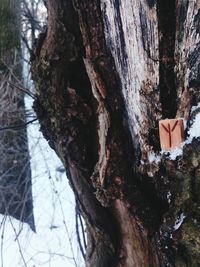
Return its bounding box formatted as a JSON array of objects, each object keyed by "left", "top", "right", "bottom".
[
  {"left": 0, "top": 0, "right": 35, "bottom": 231},
  {"left": 32, "top": 0, "right": 200, "bottom": 266}
]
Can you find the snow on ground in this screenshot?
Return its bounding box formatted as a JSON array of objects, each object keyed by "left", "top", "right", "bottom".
[{"left": 0, "top": 97, "right": 84, "bottom": 267}]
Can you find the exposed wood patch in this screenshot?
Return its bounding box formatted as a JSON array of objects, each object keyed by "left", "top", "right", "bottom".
[
  {"left": 83, "top": 58, "right": 110, "bottom": 187},
  {"left": 112, "top": 199, "right": 160, "bottom": 267}
]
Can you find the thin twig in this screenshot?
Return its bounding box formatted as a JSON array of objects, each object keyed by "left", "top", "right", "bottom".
[
  {"left": 0, "top": 216, "right": 6, "bottom": 267},
  {"left": 78, "top": 210, "right": 87, "bottom": 250},
  {"left": 41, "top": 157, "right": 79, "bottom": 267},
  {"left": 51, "top": 182, "right": 79, "bottom": 267},
  {"left": 21, "top": 34, "right": 33, "bottom": 56},
  {"left": 25, "top": 251, "right": 75, "bottom": 264},
  {"left": 5, "top": 80, "right": 36, "bottom": 99},
  {"left": 76, "top": 202, "right": 87, "bottom": 250},
  {"left": 0, "top": 118, "right": 38, "bottom": 131},
  {"left": 75, "top": 205, "right": 86, "bottom": 260},
  {"left": 8, "top": 217, "right": 28, "bottom": 267},
  {"left": 0, "top": 59, "right": 22, "bottom": 85}
]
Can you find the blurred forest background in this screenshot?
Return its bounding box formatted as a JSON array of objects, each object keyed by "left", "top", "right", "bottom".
[{"left": 0, "top": 1, "right": 84, "bottom": 266}]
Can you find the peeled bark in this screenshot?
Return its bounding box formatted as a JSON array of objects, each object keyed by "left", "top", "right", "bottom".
[
  {"left": 32, "top": 0, "right": 200, "bottom": 266},
  {"left": 0, "top": 0, "right": 35, "bottom": 231}
]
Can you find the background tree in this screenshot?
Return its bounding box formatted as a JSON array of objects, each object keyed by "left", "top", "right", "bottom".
[
  {"left": 32, "top": 0, "right": 200, "bottom": 266},
  {"left": 0, "top": 0, "right": 35, "bottom": 231}
]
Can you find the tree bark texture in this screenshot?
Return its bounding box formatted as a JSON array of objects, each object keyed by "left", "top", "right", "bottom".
[
  {"left": 32, "top": 0, "right": 200, "bottom": 266},
  {"left": 0, "top": 0, "right": 35, "bottom": 231}
]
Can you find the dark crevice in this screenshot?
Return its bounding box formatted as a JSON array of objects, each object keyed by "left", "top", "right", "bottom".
[
  {"left": 157, "top": 0, "right": 177, "bottom": 118},
  {"left": 146, "top": 0, "right": 156, "bottom": 9},
  {"left": 131, "top": 176, "right": 169, "bottom": 231}
]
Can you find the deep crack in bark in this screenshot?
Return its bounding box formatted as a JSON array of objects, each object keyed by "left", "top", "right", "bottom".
[{"left": 157, "top": 0, "right": 177, "bottom": 118}]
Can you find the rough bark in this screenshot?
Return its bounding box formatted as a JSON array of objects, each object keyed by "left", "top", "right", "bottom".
[
  {"left": 32, "top": 0, "right": 200, "bottom": 266},
  {"left": 0, "top": 0, "right": 35, "bottom": 231}
]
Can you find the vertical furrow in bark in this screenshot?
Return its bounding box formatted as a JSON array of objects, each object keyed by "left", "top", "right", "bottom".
[
  {"left": 175, "top": 0, "right": 200, "bottom": 119},
  {"left": 72, "top": 1, "right": 162, "bottom": 266},
  {"left": 33, "top": 1, "right": 120, "bottom": 266},
  {"left": 157, "top": 0, "right": 176, "bottom": 118}
]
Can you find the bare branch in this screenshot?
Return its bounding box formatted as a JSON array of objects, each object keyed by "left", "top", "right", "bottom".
[
  {"left": 4, "top": 79, "right": 36, "bottom": 99},
  {"left": 8, "top": 217, "right": 28, "bottom": 267},
  {"left": 75, "top": 203, "right": 86, "bottom": 260},
  {"left": 21, "top": 33, "right": 33, "bottom": 56},
  {"left": 0, "top": 118, "right": 38, "bottom": 131}
]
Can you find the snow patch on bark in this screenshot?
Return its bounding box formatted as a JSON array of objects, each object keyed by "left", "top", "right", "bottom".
[
  {"left": 188, "top": 113, "right": 200, "bottom": 140},
  {"left": 147, "top": 148, "right": 183, "bottom": 163},
  {"left": 174, "top": 213, "right": 186, "bottom": 230},
  {"left": 148, "top": 152, "right": 161, "bottom": 163},
  {"left": 187, "top": 103, "right": 200, "bottom": 142},
  {"left": 162, "top": 147, "right": 184, "bottom": 160},
  {"left": 191, "top": 102, "right": 200, "bottom": 113},
  {"left": 167, "top": 191, "right": 172, "bottom": 204}
]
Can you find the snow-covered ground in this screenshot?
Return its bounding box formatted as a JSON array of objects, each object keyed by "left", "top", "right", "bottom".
[{"left": 0, "top": 97, "right": 84, "bottom": 267}]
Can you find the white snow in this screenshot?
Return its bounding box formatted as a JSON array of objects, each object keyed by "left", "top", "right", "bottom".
[
  {"left": 161, "top": 146, "right": 184, "bottom": 160},
  {"left": 174, "top": 213, "right": 186, "bottom": 230},
  {"left": 167, "top": 191, "right": 172, "bottom": 204},
  {"left": 187, "top": 113, "right": 200, "bottom": 142},
  {"left": 147, "top": 147, "right": 183, "bottom": 163},
  {"left": 148, "top": 152, "right": 161, "bottom": 164},
  {"left": 0, "top": 96, "right": 84, "bottom": 267},
  {"left": 0, "top": 2, "right": 84, "bottom": 265},
  {"left": 191, "top": 102, "right": 200, "bottom": 113},
  {"left": 0, "top": 16, "right": 86, "bottom": 264}
]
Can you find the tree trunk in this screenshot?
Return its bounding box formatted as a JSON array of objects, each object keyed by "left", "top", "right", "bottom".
[
  {"left": 0, "top": 0, "right": 35, "bottom": 231},
  {"left": 32, "top": 0, "right": 200, "bottom": 266}
]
